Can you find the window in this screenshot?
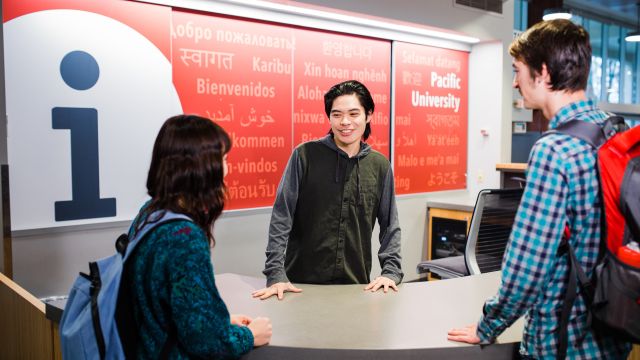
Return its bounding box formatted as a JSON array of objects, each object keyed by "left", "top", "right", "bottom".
[
  {"left": 623, "top": 29, "right": 637, "bottom": 104},
  {"left": 585, "top": 19, "right": 604, "bottom": 102},
  {"left": 606, "top": 24, "right": 621, "bottom": 103},
  {"left": 514, "top": 0, "right": 528, "bottom": 31}
]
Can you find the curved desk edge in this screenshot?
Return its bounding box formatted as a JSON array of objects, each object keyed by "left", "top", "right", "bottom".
[
  {"left": 243, "top": 343, "right": 520, "bottom": 360},
  {"left": 44, "top": 273, "right": 523, "bottom": 359}
]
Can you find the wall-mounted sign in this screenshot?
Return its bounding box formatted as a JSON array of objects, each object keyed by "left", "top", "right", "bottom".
[
  {"left": 393, "top": 41, "right": 468, "bottom": 194},
  {"left": 4, "top": 0, "right": 179, "bottom": 230},
  {"left": 4, "top": 1, "right": 471, "bottom": 230}
]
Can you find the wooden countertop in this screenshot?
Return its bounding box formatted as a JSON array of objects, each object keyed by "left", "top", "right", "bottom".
[
  {"left": 496, "top": 163, "right": 526, "bottom": 171},
  {"left": 426, "top": 201, "right": 474, "bottom": 213},
  {"left": 495, "top": 163, "right": 526, "bottom": 171}
]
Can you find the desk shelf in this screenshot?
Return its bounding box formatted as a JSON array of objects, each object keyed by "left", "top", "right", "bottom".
[{"left": 425, "top": 203, "right": 473, "bottom": 280}]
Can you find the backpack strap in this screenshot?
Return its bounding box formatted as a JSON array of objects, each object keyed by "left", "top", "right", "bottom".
[
  {"left": 88, "top": 261, "right": 107, "bottom": 360},
  {"left": 546, "top": 115, "right": 627, "bottom": 149},
  {"left": 122, "top": 211, "right": 192, "bottom": 261},
  {"left": 556, "top": 231, "right": 594, "bottom": 360},
  {"left": 621, "top": 157, "right": 640, "bottom": 242},
  {"left": 118, "top": 210, "right": 193, "bottom": 358},
  {"left": 553, "top": 120, "right": 606, "bottom": 148}
]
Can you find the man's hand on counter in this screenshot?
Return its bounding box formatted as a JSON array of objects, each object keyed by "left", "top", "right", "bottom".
[
  {"left": 252, "top": 282, "right": 303, "bottom": 300},
  {"left": 447, "top": 323, "right": 481, "bottom": 344},
  {"left": 364, "top": 276, "right": 398, "bottom": 293}
]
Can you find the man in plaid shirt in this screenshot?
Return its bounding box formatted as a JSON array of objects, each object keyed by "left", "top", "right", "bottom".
[{"left": 447, "top": 19, "right": 632, "bottom": 359}]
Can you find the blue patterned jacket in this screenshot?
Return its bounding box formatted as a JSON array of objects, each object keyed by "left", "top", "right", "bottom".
[{"left": 126, "top": 209, "right": 253, "bottom": 359}]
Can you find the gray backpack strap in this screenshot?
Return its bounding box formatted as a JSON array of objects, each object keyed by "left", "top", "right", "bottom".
[
  {"left": 552, "top": 120, "right": 605, "bottom": 148},
  {"left": 547, "top": 116, "right": 627, "bottom": 149}
]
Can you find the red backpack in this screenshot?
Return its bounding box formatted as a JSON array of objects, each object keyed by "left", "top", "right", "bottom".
[{"left": 548, "top": 116, "right": 640, "bottom": 359}]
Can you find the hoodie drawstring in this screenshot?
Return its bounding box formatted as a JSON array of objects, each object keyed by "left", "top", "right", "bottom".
[
  {"left": 335, "top": 152, "right": 340, "bottom": 183},
  {"left": 356, "top": 157, "right": 361, "bottom": 205},
  {"left": 332, "top": 143, "right": 362, "bottom": 204}
]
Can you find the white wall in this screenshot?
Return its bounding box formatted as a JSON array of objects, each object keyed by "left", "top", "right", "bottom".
[{"left": 6, "top": 0, "right": 515, "bottom": 297}]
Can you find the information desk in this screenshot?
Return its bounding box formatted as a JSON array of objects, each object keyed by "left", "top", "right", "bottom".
[
  {"left": 47, "top": 272, "right": 523, "bottom": 359},
  {"left": 496, "top": 163, "right": 527, "bottom": 188},
  {"left": 425, "top": 201, "right": 473, "bottom": 261}
]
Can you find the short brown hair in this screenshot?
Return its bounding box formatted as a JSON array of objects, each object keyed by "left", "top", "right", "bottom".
[{"left": 509, "top": 19, "right": 591, "bottom": 92}]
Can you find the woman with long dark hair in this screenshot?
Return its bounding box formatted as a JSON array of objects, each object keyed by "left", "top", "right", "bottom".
[{"left": 126, "top": 115, "right": 271, "bottom": 358}]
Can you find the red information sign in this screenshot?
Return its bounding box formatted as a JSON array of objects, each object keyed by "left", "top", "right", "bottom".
[
  {"left": 9, "top": 1, "right": 463, "bottom": 212},
  {"left": 173, "top": 10, "right": 394, "bottom": 209},
  {"left": 292, "top": 29, "right": 391, "bottom": 158},
  {"left": 393, "top": 42, "right": 468, "bottom": 194},
  {"left": 172, "top": 11, "right": 295, "bottom": 209},
  {"left": 4, "top": 0, "right": 475, "bottom": 228}
]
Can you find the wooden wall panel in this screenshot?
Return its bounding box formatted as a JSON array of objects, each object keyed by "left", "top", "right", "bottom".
[{"left": 0, "top": 272, "right": 55, "bottom": 360}]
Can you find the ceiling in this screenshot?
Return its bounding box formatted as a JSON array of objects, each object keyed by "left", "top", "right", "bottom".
[{"left": 566, "top": 0, "right": 640, "bottom": 27}]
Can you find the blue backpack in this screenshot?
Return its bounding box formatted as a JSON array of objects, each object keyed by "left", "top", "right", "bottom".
[{"left": 59, "top": 211, "right": 192, "bottom": 359}]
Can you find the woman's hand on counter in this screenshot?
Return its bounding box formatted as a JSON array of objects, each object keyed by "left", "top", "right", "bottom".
[
  {"left": 230, "top": 314, "right": 272, "bottom": 346},
  {"left": 252, "top": 282, "right": 303, "bottom": 300},
  {"left": 447, "top": 323, "right": 481, "bottom": 344},
  {"left": 230, "top": 314, "right": 252, "bottom": 326},
  {"left": 364, "top": 276, "right": 398, "bottom": 293},
  {"left": 247, "top": 317, "right": 272, "bottom": 347}
]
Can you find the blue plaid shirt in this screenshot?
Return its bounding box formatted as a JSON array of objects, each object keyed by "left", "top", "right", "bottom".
[{"left": 476, "top": 100, "right": 632, "bottom": 359}]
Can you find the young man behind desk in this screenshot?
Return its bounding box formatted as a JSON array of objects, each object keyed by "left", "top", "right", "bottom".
[
  {"left": 252, "top": 80, "right": 403, "bottom": 300},
  {"left": 448, "top": 20, "right": 631, "bottom": 359}
]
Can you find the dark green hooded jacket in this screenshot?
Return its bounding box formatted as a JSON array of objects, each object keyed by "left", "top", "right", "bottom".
[{"left": 264, "top": 135, "right": 403, "bottom": 286}]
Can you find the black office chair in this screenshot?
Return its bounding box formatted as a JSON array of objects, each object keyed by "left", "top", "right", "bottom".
[{"left": 416, "top": 188, "right": 524, "bottom": 279}]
